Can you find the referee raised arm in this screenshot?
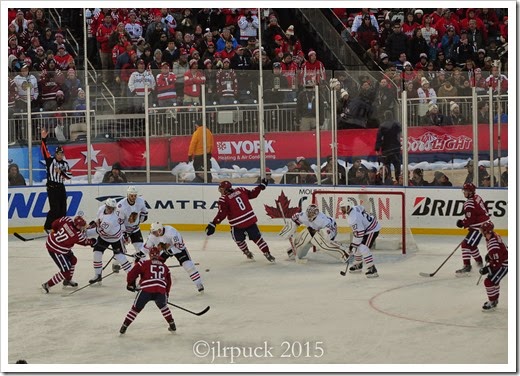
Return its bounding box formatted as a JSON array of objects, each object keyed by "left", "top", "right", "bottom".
[{"left": 41, "top": 128, "right": 72, "bottom": 232}]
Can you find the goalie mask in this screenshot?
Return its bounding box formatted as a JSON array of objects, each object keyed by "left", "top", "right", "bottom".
[{"left": 306, "top": 204, "right": 319, "bottom": 221}]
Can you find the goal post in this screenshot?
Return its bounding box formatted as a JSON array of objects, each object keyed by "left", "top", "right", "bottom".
[{"left": 312, "top": 189, "right": 417, "bottom": 254}]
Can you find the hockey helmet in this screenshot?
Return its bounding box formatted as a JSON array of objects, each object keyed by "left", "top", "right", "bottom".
[
  {"left": 306, "top": 204, "right": 319, "bottom": 221},
  {"left": 462, "top": 182, "right": 476, "bottom": 195},
  {"left": 149, "top": 246, "right": 161, "bottom": 259},
  {"left": 481, "top": 221, "right": 494, "bottom": 234},
  {"left": 150, "top": 221, "right": 163, "bottom": 233},
  {"left": 105, "top": 198, "right": 117, "bottom": 208},
  {"left": 219, "top": 180, "right": 232, "bottom": 191},
  {"left": 73, "top": 215, "right": 87, "bottom": 229},
  {"left": 55, "top": 146, "right": 64, "bottom": 155},
  {"left": 340, "top": 198, "right": 356, "bottom": 213},
  {"left": 127, "top": 186, "right": 138, "bottom": 195}
]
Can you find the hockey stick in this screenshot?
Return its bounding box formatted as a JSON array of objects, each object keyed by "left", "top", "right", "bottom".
[
  {"left": 476, "top": 263, "right": 488, "bottom": 286},
  {"left": 63, "top": 271, "right": 117, "bottom": 296},
  {"left": 167, "top": 263, "right": 199, "bottom": 268},
  {"left": 340, "top": 259, "right": 350, "bottom": 276},
  {"left": 167, "top": 302, "right": 210, "bottom": 316},
  {"left": 419, "top": 242, "right": 462, "bottom": 277},
  {"left": 102, "top": 254, "right": 116, "bottom": 272},
  {"left": 13, "top": 232, "right": 48, "bottom": 242},
  {"left": 202, "top": 236, "right": 209, "bottom": 251},
  {"left": 276, "top": 201, "right": 299, "bottom": 258}
]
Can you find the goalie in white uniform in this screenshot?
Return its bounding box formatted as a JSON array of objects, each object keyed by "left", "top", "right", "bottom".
[
  {"left": 279, "top": 204, "right": 349, "bottom": 263},
  {"left": 340, "top": 199, "right": 380, "bottom": 278}
]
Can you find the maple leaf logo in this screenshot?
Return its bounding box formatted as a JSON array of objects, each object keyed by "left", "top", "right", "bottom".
[{"left": 264, "top": 191, "right": 301, "bottom": 219}]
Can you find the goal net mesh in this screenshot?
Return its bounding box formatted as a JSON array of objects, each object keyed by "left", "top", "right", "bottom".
[{"left": 312, "top": 190, "right": 418, "bottom": 254}]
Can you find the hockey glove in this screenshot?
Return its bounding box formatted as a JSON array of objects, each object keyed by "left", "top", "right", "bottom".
[
  {"left": 259, "top": 178, "right": 268, "bottom": 190},
  {"left": 139, "top": 213, "right": 148, "bottom": 223},
  {"left": 88, "top": 220, "right": 97, "bottom": 229},
  {"left": 88, "top": 238, "right": 97, "bottom": 247},
  {"left": 307, "top": 227, "right": 316, "bottom": 236},
  {"left": 206, "top": 222, "right": 216, "bottom": 236},
  {"left": 456, "top": 219, "right": 464, "bottom": 228},
  {"left": 134, "top": 251, "right": 146, "bottom": 261},
  {"left": 485, "top": 254, "right": 490, "bottom": 262},
  {"left": 126, "top": 283, "right": 136, "bottom": 292},
  {"left": 479, "top": 266, "right": 490, "bottom": 275},
  {"left": 123, "top": 233, "right": 131, "bottom": 245}
]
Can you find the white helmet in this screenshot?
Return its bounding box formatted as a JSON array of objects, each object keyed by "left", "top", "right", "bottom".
[
  {"left": 306, "top": 204, "right": 319, "bottom": 221},
  {"left": 127, "top": 186, "right": 138, "bottom": 195},
  {"left": 105, "top": 198, "right": 117, "bottom": 208},
  {"left": 340, "top": 198, "right": 356, "bottom": 213},
  {"left": 150, "top": 221, "right": 163, "bottom": 233}
]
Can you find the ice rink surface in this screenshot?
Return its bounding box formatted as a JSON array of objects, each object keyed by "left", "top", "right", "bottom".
[{"left": 4, "top": 232, "right": 514, "bottom": 373}]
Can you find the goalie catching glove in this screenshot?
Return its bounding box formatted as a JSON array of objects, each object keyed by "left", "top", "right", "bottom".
[{"left": 279, "top": 220, "right": 297, "bottom": 239}]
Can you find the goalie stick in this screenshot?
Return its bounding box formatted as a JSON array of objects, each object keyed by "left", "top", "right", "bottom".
[
  {"left": 13, "top": 232, "right": 48, "bottom": 242},
  {"left": 419, "top": 242, "right": 462, "bottom": 277},
  {"left": 276, "top": 201, "right": 296, "bottom": 261},
  {"left": 167, "top": 302, "right": 210, "bottom": 316}
]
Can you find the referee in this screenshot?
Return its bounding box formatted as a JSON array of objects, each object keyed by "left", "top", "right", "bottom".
[{"left": 41, "top": 128, "right": 72, "bottom": 232}]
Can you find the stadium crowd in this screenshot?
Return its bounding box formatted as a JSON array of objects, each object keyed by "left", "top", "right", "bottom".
[{"left": 7, "top": 8, "right": 508, "bottom": 126}]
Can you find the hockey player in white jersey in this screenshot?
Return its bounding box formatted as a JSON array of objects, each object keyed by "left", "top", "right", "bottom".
[
  {"left": 112, "top": 186, "right": 149, "bottom": 273},
  {"left": 141, "top": 221, "right": 204, "bottom": 293},
  {"left": 340, "top": 198, "right": 380, "bottom": 278},
  {"left": 88, "top": 198, "right": 133, "bottom": 284},
  {"left": 279, "top": 204, "right": 349, "bottom": 263}
]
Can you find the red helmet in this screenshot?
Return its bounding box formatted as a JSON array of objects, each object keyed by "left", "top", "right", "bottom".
[
  {"left": 462, "top": 182, "right": 476, "bottom": 194},
  {"left": 481, "top": 221, "right": 494, "bottom": 234},
  {"left": 73, "top": 215, "right": 86, "bottom": 229},
  {"left": 149, "top": 246, "right": 161, "bottom": 259},
  {"left": 219, "top": 180, "right": 232, "bottom": 191}
]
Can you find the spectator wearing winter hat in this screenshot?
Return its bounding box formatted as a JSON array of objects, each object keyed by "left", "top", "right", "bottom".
[
  {"left": 378, "top": 53, "right": 391, "bottom": 70},
  {"left": 19, "top": 20, "right": 40, "bottom": 51},
  {"left": 300, "top": 50, "right": 326, "bottom": 86},
  {"left": 417, "top": 77, "right": 437, "bottom": 105},
  {"left": 355, "top": 14, "right": 379, "bottom": 50},
  {"left": 414, "top": 53, "right": 429, "bottom": 70},
  {"left": 11, "top": 9, "right": 28, "bottom": 34},
  {"left": 183, "top": 58, "right": 206, "bottom": 105},
  {"left": 364, "top": 40, "right": 382, "bottom": 70},
  {"left": 263, "top": 15, "right": 285, "bottom": 56},
  {"left": 96, "top": 14, "right": 116, "bottom": 83},
  {"left": 54, "top": 44, "right": 74, "bottom": 70},
  {"left": 216, "top": 27, "right": 238, "bottom": 52},
  {"left": 128, "top": 58, "right": 156, "bottom": 112},
  {"left": 445, "top": 101, "right": 466, "bottom": 125},
  {"left": 13, "top": 63, "right": 39, "bottom": 115},
  {"left": 172, "top": 48, "right": 189, "bottom": 103},
  {"left": 420, "top": 14, "right": 438, "bottom": 44},
  {"left": 216, "top": 58, "right": 238, "bottom": 105},
  {"left": 420, "top": 102, "right": 448, "bottom": 126},
  {"left": 62, "top": 68, "right": 82, "bottom": 109},
  {"left": 440, "top": 26, "right": 459, "bottom": 60},
  {"left": 155, "top": 61, "right": 177, "bottom": 108}
]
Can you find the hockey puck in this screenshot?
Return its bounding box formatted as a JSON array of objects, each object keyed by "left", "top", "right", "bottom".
[{"left": 205, "top": 269, "right": 210, "bottom": 272}]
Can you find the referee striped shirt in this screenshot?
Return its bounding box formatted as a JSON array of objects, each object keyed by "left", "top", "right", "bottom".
[{"left": 41, "top": 138, "right": 72, "bottom": 184}]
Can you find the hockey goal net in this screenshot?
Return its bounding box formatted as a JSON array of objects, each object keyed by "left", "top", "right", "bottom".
[{"left": 312, "top": 189, "right": 418, "bottom": 254}]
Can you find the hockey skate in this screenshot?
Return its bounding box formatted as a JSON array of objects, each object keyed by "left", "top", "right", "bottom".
[
  {"left": 41, "top": 282, "right": 49, "bottom": 293},
  {"left": 168, "top": 320, "right": 177, "bottom": 332},
  {"left": 482, "top": 300, "right": 498, "bottom": 312},
  {"left": 455, "top": 264, "right": 472, "bottom": 277},
  {"left": 287, "top": 249, "right": 295, "bottom": 260},
  {"left": 89, "top": 274, "right": 102, "bottom": 284},
  {"left": 243, "top": 250, "right": 254, "bottom": 260},
  {"left": 112, "top": 263, "right": 121, "bottom": 273},
  {"left": 365, "top": 265, "right": 379, "bottom": 278},
  {"left": 264, "top": 252, "right": 276, "bottom": 263},
  {"left": 349, "top": 263, "right": 363, "bottom": 273},
  {"left": 63, "top": 279, "right": 78, "bottom": 287},
  {"left": 119, "top": 324, "right": 128, "bottom": 334},
  {"left": 197, "top": 284, "right": 205, "bottom": 293}
]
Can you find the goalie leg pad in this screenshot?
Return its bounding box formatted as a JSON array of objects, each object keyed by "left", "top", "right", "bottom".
[
  {"left": 310, "top": 231, "right": 348, "bottom": 261},
  {"left": 279, "top": 220, "right": 297, "bottom": 240}
]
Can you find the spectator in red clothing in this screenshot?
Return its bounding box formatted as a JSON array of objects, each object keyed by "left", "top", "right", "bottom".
[
  {"left": 434, "top": 9, "right": 460, "bottom": 37},
  {"left": 96, "top": 14, "right": 116, "bottom": 82},
  {"left": 402, "top": 12, "right": 420, "bottom": 39},
  {"left": 54, "top": 44, "right": 74, "bottom": 70},
  {"left": 220, "top": 40, "right": 237, "bottom": 61},
  {"left": 156, "top": 61, "right": 177, "bottom": 107},
  {"left": 19, "top": 20, "right": 40, "bottom": 51},
  {"left": 300, "top": 50, "right": 326, "bottom": 86},
  {"left": 459, "top": 8, "right": 487, "bottom": 42},
  {"left": 485, "top": 64, "right": 508, "bottom": 95},
  {"left": 183, "top": 59, "right": 206, "bottom": 105},
  {"left": 477, "top": 8, "right": 499, "bottom": 41},
  {"left": 263, "top": 15, "right": 284, "bottom": 57}
]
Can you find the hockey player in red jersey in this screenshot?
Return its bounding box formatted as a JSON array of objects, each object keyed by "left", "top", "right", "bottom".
[
  {"left": 41, "top": 215, "right": 94, "bottom": 293},
  {"left": 119, "top": 246, "right": 176, "bottom": 334},
  {"left": 205, "top": 180, "right": 275, "bottom": 262},
  {"left": 478, "top": 222, "right": 508, "bottom": 312},
  {"left": 455, "top": 183, "right": 491, "bottom": 276}
]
